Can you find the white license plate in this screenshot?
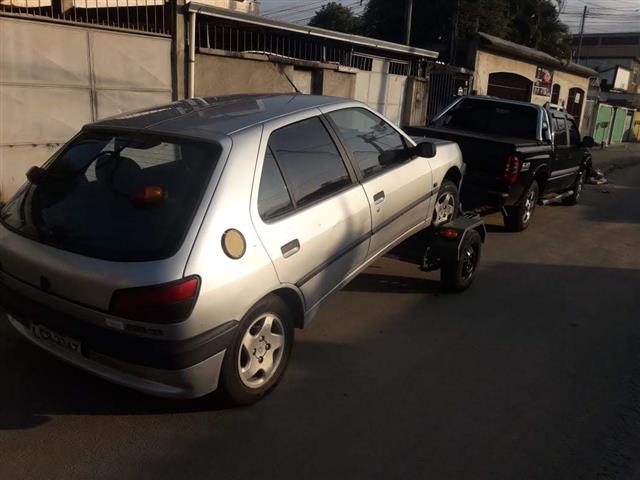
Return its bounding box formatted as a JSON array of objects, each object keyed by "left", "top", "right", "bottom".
[{"left": 31, "top": 323, "right": 82, "bottom": 355}]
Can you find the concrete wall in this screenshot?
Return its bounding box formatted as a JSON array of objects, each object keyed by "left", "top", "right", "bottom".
[
  {"left": 195, "top": 49, "right": 357, "bottom": 99},
  {"left": 473, "top": 49, "right": 590, "bottom": 126},
  {"left": 196, "top": 51, "right": 298, "bottom": 95},
  {"left": 0, "top": 16, "right": 172, "bottom": 201},
  {"left": 401, "top": 77, "right": 428, "bottom": 126},
  {"left": 322, "top": 69, "right": 356, "bottom": 99}
]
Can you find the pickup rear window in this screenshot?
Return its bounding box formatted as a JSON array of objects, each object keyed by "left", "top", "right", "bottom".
[
  {"left": 432, "top": 98, "right": 539, "bottom": 139},
  {"left": 0, "top": 132, "right": 220, "bottom": 262}
]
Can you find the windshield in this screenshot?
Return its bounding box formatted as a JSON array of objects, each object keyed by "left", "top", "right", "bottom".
[
  {"left": 0, "top": 131, "right": 221, "bottom": 261},
  {"left": 432, "top": 98, "right": 539, "bottom": 139}
]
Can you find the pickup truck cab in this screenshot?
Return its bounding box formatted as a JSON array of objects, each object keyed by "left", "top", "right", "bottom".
[
  {"left": 0, "top": 94, "right": 468, "bottom": 404},
  {"left": 406, "top": 96, "right": 594, "bottom": 231}
]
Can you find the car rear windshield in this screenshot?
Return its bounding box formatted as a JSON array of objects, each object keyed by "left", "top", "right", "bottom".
[
  {"left": 432, "top": 98, "right": 539, "bottom": 139},
  {"left": 0, "top": 131, "right": 220, "bottom": 261}
]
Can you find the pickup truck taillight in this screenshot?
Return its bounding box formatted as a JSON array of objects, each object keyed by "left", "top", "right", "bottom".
[
  {"left": 504, "top": 155, "right": 521, "bottom": 183},
  {"left": 109, "top": 276, "right": 200, "bottom": 324}
]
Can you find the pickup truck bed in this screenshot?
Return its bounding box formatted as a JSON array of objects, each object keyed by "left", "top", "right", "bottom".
[{"left": 405, "top": 96, "right": 593, "bottom": 231}]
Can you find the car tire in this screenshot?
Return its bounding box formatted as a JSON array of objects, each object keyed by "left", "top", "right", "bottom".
[
  {"left": 503, "top": 180, "right": 539, "bottom": 232},
  {"left": 432, "top": 180, "right": 460, "bottom": 227},
  {"left": 562, "top": 170, "right": 586, "bottom": 206},
  {"left": 440, "top": 229, "right": 481, "bottom": 292},
  {"left": 219, "top": 294, "right": 294, "bottom": 406}
]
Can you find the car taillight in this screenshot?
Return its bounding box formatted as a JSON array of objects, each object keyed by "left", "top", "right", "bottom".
[
  {"left": 110, "top": 276, "right": 200, "bottom": 324},
  {"left": 504, "top": 155, "right": 521, "bottom": 183}
]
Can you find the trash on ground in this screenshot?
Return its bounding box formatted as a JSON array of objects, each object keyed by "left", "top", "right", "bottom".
[{"left": 587, "top": 168, "right": 608, "bottom": 185}]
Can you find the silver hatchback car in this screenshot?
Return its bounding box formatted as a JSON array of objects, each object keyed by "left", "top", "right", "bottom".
[{"left": 0, "top": 94, "right": 464, "bottom": 404}]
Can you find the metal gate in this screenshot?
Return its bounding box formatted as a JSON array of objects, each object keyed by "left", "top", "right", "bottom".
[
  {"left": 593, "top": 104, "right": 614, "bottom": 145},
  {"left": 353, "top": 55, "right": 408, "bottom": 125},
  {"left": 426, "top": 65, "right": 472, "bottom": 120}
]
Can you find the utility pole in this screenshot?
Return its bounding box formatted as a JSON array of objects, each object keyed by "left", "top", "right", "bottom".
[
  {"left": 449, "top": 0, "right": 460, "bottom": 65},
  {"left": 404, "top": 0, "right": 413, "bottom": 45},
  {"left": 576, "top": 5, "right": 587, "bottom": 64}
]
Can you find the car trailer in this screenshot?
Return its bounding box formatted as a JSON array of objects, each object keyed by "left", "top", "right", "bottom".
[{"left": 422, "top": 215, "right": 487, "bottom": 291}]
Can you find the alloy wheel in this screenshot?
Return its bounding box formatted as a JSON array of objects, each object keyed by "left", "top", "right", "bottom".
[
  {"left": 238, "top": 314, "right": 285, "bottom": 389},
  {"left": 434, "top": 192, "right": 456, "bottom": 225},
  {"left": 461, "top": 243, "right": 478, "bottom": 281},
  {"left": 522, "top": 189, "right": 536, "bottom": 224}
]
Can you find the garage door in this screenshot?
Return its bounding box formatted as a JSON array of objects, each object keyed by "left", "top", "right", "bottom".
[{"left": 487, "top": 72, "right": 532, "bottom": 102}]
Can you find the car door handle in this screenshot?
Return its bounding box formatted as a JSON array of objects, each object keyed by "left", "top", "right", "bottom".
[
  {"left": 281, "top": 239, "right": 300, "bottom": 258},
  {"left": 373, "top": 191, "right": 385, "bottom": 204}
]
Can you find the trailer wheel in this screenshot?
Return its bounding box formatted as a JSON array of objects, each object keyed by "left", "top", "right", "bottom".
[{"left": 440, "top": 230, "right": 481, "bottom": 291}]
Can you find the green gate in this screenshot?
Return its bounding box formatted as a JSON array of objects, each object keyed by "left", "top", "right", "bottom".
[
  {"left": 593, "top": 104, "right": 614, "bottom": 144},
  {"left": 610, "top": 108, "right": 628, "bottom": 144}
]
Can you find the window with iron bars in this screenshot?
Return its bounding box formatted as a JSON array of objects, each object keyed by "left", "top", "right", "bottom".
[
  {"left": 196, "top": 16, "right": 427, "bottom": 79},
  {"left": 0, "top": 0, "right": 170, "bottom": 35},
  {"left": 388, "top": 61, "right": 409, "bottom": 76}
]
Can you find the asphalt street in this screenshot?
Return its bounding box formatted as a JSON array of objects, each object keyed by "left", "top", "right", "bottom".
[{"left": 1, "top": 164, "right": 639, "bottom": 480}]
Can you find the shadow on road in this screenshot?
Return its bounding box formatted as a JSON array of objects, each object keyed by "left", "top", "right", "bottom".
[
  {"left": 344, "top": 273, "right": 441, "bottom": 294},
  {"left": 1, "top": 260, "right": 640, "bottom": 479},
  {"left": 0, "top": 315, "right": 228, "bottom": 430}
]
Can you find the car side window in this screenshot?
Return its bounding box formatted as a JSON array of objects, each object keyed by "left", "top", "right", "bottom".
[
  {"left": 268, "top": 117, "right": 351, "bottom": 207},
  {"left": 327, "top": 108, "right": 407, "bottom": 178},
  {"left": 553, "top": 116, "right": 568, "bottom": 147},
  {"left": 258, "top": 147, "right": 294, "bottom": 221},
  {"left": 568, "top": 119, "right": 581, "bottom": 147}
]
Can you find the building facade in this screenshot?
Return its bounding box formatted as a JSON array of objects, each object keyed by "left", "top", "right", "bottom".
[
  {"left": 572, "top": 32, "right": 640, "bottom": 95},
  {"left": 465, "top": 33, "right": 596, "bottom": 128}
]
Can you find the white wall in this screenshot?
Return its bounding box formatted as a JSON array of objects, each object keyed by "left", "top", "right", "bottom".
[
  {"left": 354, "top": 57, "right": 408, "bottom": 125},
  {"left": 0, "top": 17, "right": 172, "bottom": 201}
]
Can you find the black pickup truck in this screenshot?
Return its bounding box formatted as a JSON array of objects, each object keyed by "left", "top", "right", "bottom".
[{"left": 405, "top": 96, "right": 595, "bottom": 231}]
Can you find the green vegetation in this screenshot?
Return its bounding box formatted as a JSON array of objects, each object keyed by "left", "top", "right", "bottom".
[{"left": 308, "top": 0, "right": 571, "bottom": 60}]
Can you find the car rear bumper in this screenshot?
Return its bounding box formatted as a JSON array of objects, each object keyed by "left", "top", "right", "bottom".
[
  {"left": 0, "top": 276, "right": 237, "bottom": 399},
  {"left": 7, "top": 314, "right": 226, "bottom": 399},
  {"left": 461, "top": 182, "right": 510, "bottom": 208}
]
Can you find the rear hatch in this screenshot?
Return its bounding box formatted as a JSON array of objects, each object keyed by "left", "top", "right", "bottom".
[{"left": 0, "top": 130, "right": 221, "bottom": 313}]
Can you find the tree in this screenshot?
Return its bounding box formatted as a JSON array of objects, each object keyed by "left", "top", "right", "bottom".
[
  {"left": 359, "top": 0, "right": 571, "bottom": 60},
  {"left": 508, "top": 0, "right": 571, "bottom": 59},
  {"left": 308, "top": 2, "right": 362, "bottom": 34},
  {"left": 361, "top": 0, "right": 511, "bottom": 47}
]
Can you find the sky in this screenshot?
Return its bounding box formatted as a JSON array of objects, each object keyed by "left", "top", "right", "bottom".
[{"left": 258, "top": 0, "right": 640, "bottom": 34}]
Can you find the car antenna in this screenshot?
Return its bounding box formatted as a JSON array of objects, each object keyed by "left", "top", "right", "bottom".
[{"left": 277, "top": 65, "right": 302, "bottom": 94}]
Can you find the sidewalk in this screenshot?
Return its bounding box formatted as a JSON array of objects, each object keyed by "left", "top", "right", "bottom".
[{"left": 591, "top": 142, "right": 640, "bottom": 173}]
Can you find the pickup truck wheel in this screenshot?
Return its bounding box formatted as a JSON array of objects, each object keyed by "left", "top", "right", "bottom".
[
  {"left": 219, "top": 294, "right": 294, "bottom": 405},
  {"left": 503, "top": 180, "right": 539, "bottom": 232},
  {"left": 433, "top": 180, "right": 459, "bottom": 226},
  {"left": 440, "top": 230, "right": 481, "bottom": 291},
  {"left": 562, "top": 170, "right": 586, "bottom": 206}
]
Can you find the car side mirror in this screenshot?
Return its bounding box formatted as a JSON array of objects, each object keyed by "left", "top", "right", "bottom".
[
  {"left": 413, "top": 141, "right": 437, "bottom": 158},
  {"left": 378, "top": 149, "right": 403, "bottom": 166},
  {"left": 582, "top": 136, "right": 595, "bottom": 148}
]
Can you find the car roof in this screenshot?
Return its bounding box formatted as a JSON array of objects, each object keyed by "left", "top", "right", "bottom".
[
  {"left": 85, "top": 94, "right": 355, "bottom": 140},
  {"left": 460, "top": 95, "right": 543, "bottom": 109}
]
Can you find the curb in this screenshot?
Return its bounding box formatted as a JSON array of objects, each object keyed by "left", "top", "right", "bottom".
[{"left": 593, "top": 157, "right": 640, "bottom": 175}]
